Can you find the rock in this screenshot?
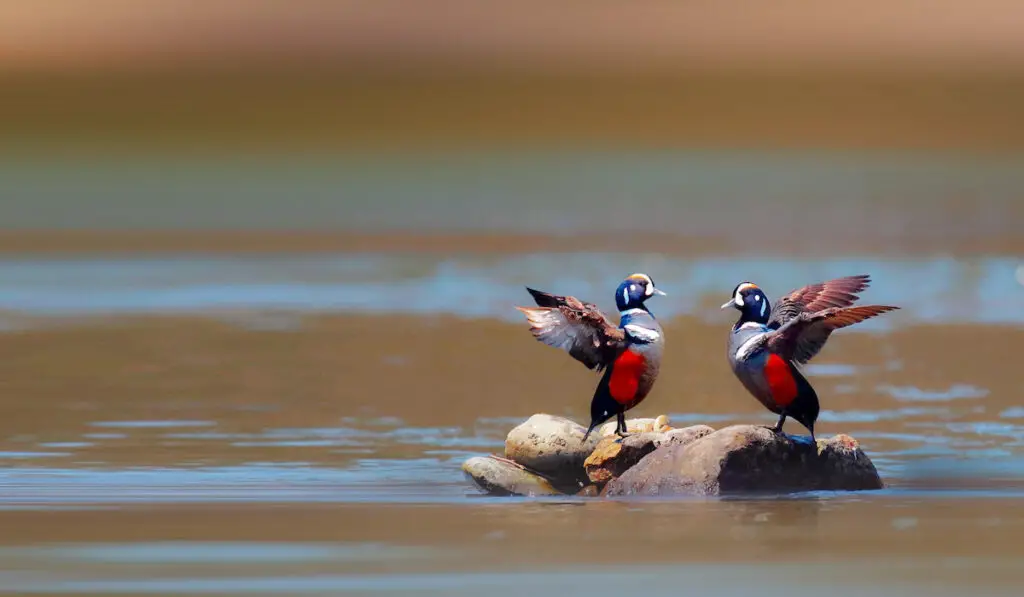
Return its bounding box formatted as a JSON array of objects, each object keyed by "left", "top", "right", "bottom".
[
  {"left": 462, "top": 455, "right": 562, "bottom": 497},
  {"left": 816, "top": 433, "right": 886, "bottom": 491},
  {"left": 654, "top": 424, "right": 716, "bottom": 448},
  {"left": 584, "top": 432, "right": 662, "bottom": 484},
  {"left": 597, "top": 414, "right": 672, "bottom": 437},
  {"left": 605, "top": 425, "right": 883, "bottom": 497},
  {"left": 576, "top": 484, "right": 601, "bottom": 497},
  {"left": 504, "top": 414, "right": 599, "bottom": 488}
]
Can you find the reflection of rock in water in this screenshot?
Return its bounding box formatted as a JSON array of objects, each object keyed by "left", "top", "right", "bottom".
[{"left": 723, "top": 497, "right": 825, "bottom": 535}]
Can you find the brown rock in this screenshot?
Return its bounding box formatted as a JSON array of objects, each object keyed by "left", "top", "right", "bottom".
[
  {"left": 576, "top": 484, "right": 601, "bottom": 497},
  {"left": 605, "top": 425, "right": 883, "bottom": 497},
  {"left": 816, "top": 433, "right": 886, "bottom": 491},
  {"left": 584, "top": 432, "right": 662, "bottom": 484},
  {"left": 504, "top": 414, "right": 599, "bottom": 488},
  {"left": 462, "top": 455, "right": 562, "bottom": 497}
]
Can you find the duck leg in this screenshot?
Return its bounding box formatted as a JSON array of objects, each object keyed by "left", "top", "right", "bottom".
[{"left": 615, "top": 411, "right": 629, "bottom": 437}]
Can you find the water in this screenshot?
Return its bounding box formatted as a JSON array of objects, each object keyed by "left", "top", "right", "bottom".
[
  {"left": 2, "top": 151, "right": 1023, "bottom": 245},
  {"left": 0, "top": 253, "right": 1019, "bottom": 325},
  {"left": 0, "top": 302, "right": 1019, "bottom": 593},
  {"left": 1, "top": 149, "right": 1024, "bottom": 594}
]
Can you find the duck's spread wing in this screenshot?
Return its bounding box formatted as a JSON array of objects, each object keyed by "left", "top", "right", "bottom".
[
  {"left": 516, "top": 287, "right": 626, "bottom": 372},
  {"left": 768, "top": 275, "right": 872, "bottom": 328},
  {"left": 766, "top": 305, "right": 899, "bottom": 364}
]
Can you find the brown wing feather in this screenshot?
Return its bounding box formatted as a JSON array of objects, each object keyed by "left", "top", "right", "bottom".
[
  {"left": 767, "top": 304, "right": 899, "bottom": 364},
  {"left": 516, "top": 288, "right": 626, "bottom": 372},
  {"left": 768, "top": 274, "right": 872, "bottom": 328},
  {"left": 525, "top": 287, "right": 568, "bottom": 308}
]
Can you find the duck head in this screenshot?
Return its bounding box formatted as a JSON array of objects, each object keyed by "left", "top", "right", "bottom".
[
  {"left": 615, "top": 273, "right": 666, "bottom": 312},
  {"left": 722, "top": 281, "right": 771, "bottom": 324}
]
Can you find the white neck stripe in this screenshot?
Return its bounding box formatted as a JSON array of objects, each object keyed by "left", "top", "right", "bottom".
[
  {"left": 620, "top": 308, "right": 646, "bottom": 316},
  {"left": 735, "top": 333, "right": 765, "bottom": 360},
  {"left": 624, "top": 324, "right": 661, "bottom": 343}
]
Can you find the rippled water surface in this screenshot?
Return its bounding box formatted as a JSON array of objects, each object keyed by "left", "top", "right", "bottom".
[
  {"left": 2, "top": 150, "right": 1023, "bottom": 594},
  {"left": 0, "top": 251, "right": 1019, "bottom": 594}
]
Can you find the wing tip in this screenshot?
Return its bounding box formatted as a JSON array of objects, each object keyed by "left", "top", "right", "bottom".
[
  {"left": 832, "top": 303, "right": 901, "bottom": 325},
  {"left": 525, "top": 286, "right": 563, "bottom": 308},
  {"left": 843, "top": 273, "right": 872, "bottom": 289},
  {"left": 862, "top": 304, "right": 900, "bottom": 314}
]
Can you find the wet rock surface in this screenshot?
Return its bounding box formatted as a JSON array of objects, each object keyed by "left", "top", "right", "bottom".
[
  {"left": 604, "top": 425, "right": 883, "bottom": 497},
  {"left": 462, "top": 455, "right": 562, "bottom": 497},
  {"left": 584, "top": 433, "right": 662, "bottom": 484}
]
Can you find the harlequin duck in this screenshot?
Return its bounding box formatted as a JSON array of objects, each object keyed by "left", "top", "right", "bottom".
[
  {"left": 516, "top": 273, "right": 666, "bottom": 440},
  {"left": 722, "top": 274, "right": 899, "bottom": 441}
]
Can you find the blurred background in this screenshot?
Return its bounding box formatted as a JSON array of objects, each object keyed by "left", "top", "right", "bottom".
[{"left": 0, "top": 1, "right": 1023, "bottom": 595}]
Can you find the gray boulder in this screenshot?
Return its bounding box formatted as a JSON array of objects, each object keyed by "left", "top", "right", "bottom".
[
  {"left": 462, "top": 455, "right": 562, "bottom": 497},
  {"left": 503, "top": 414, "right": 601, "bottom": 488},
  {"left": 654, "top": 424, "right": 716, "bottom": 448},
  {"left": 604, "top": 425, "right": 883, "bottom": 497}
]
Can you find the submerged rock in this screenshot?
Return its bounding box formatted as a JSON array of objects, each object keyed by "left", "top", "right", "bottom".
[
  {"left": 462, "top": 455, "right": 562, "bottom": 497},
  {"left": 604, "top": 425, "right": 883, "bottom": 497},
  {"left": 504, "top": 414, "right": 599, "bottom": 488},
  {"left": 584, "top": 432, "right": 662, "bottom": 484}
]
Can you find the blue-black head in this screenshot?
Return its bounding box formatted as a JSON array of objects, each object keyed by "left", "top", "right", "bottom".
[
  {"left": 614, "top": 273, "right": 666, "bottom": 312},
  {"left": 722, "top": 281, "right": 771, "bottom": 324}
]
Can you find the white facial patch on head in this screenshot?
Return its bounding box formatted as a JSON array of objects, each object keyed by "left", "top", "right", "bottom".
[
  {"left": 625, "top": 273, "right": 656, "bottom": 296},
  {"left": 734, "top": 282, "right": 758, "bottom": 307},
  {"left": 622, "top": 287, "right": 630, "bottom": 305},
  {"left": 759, "top": 296, "right": 767, "bottom": 317}
]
